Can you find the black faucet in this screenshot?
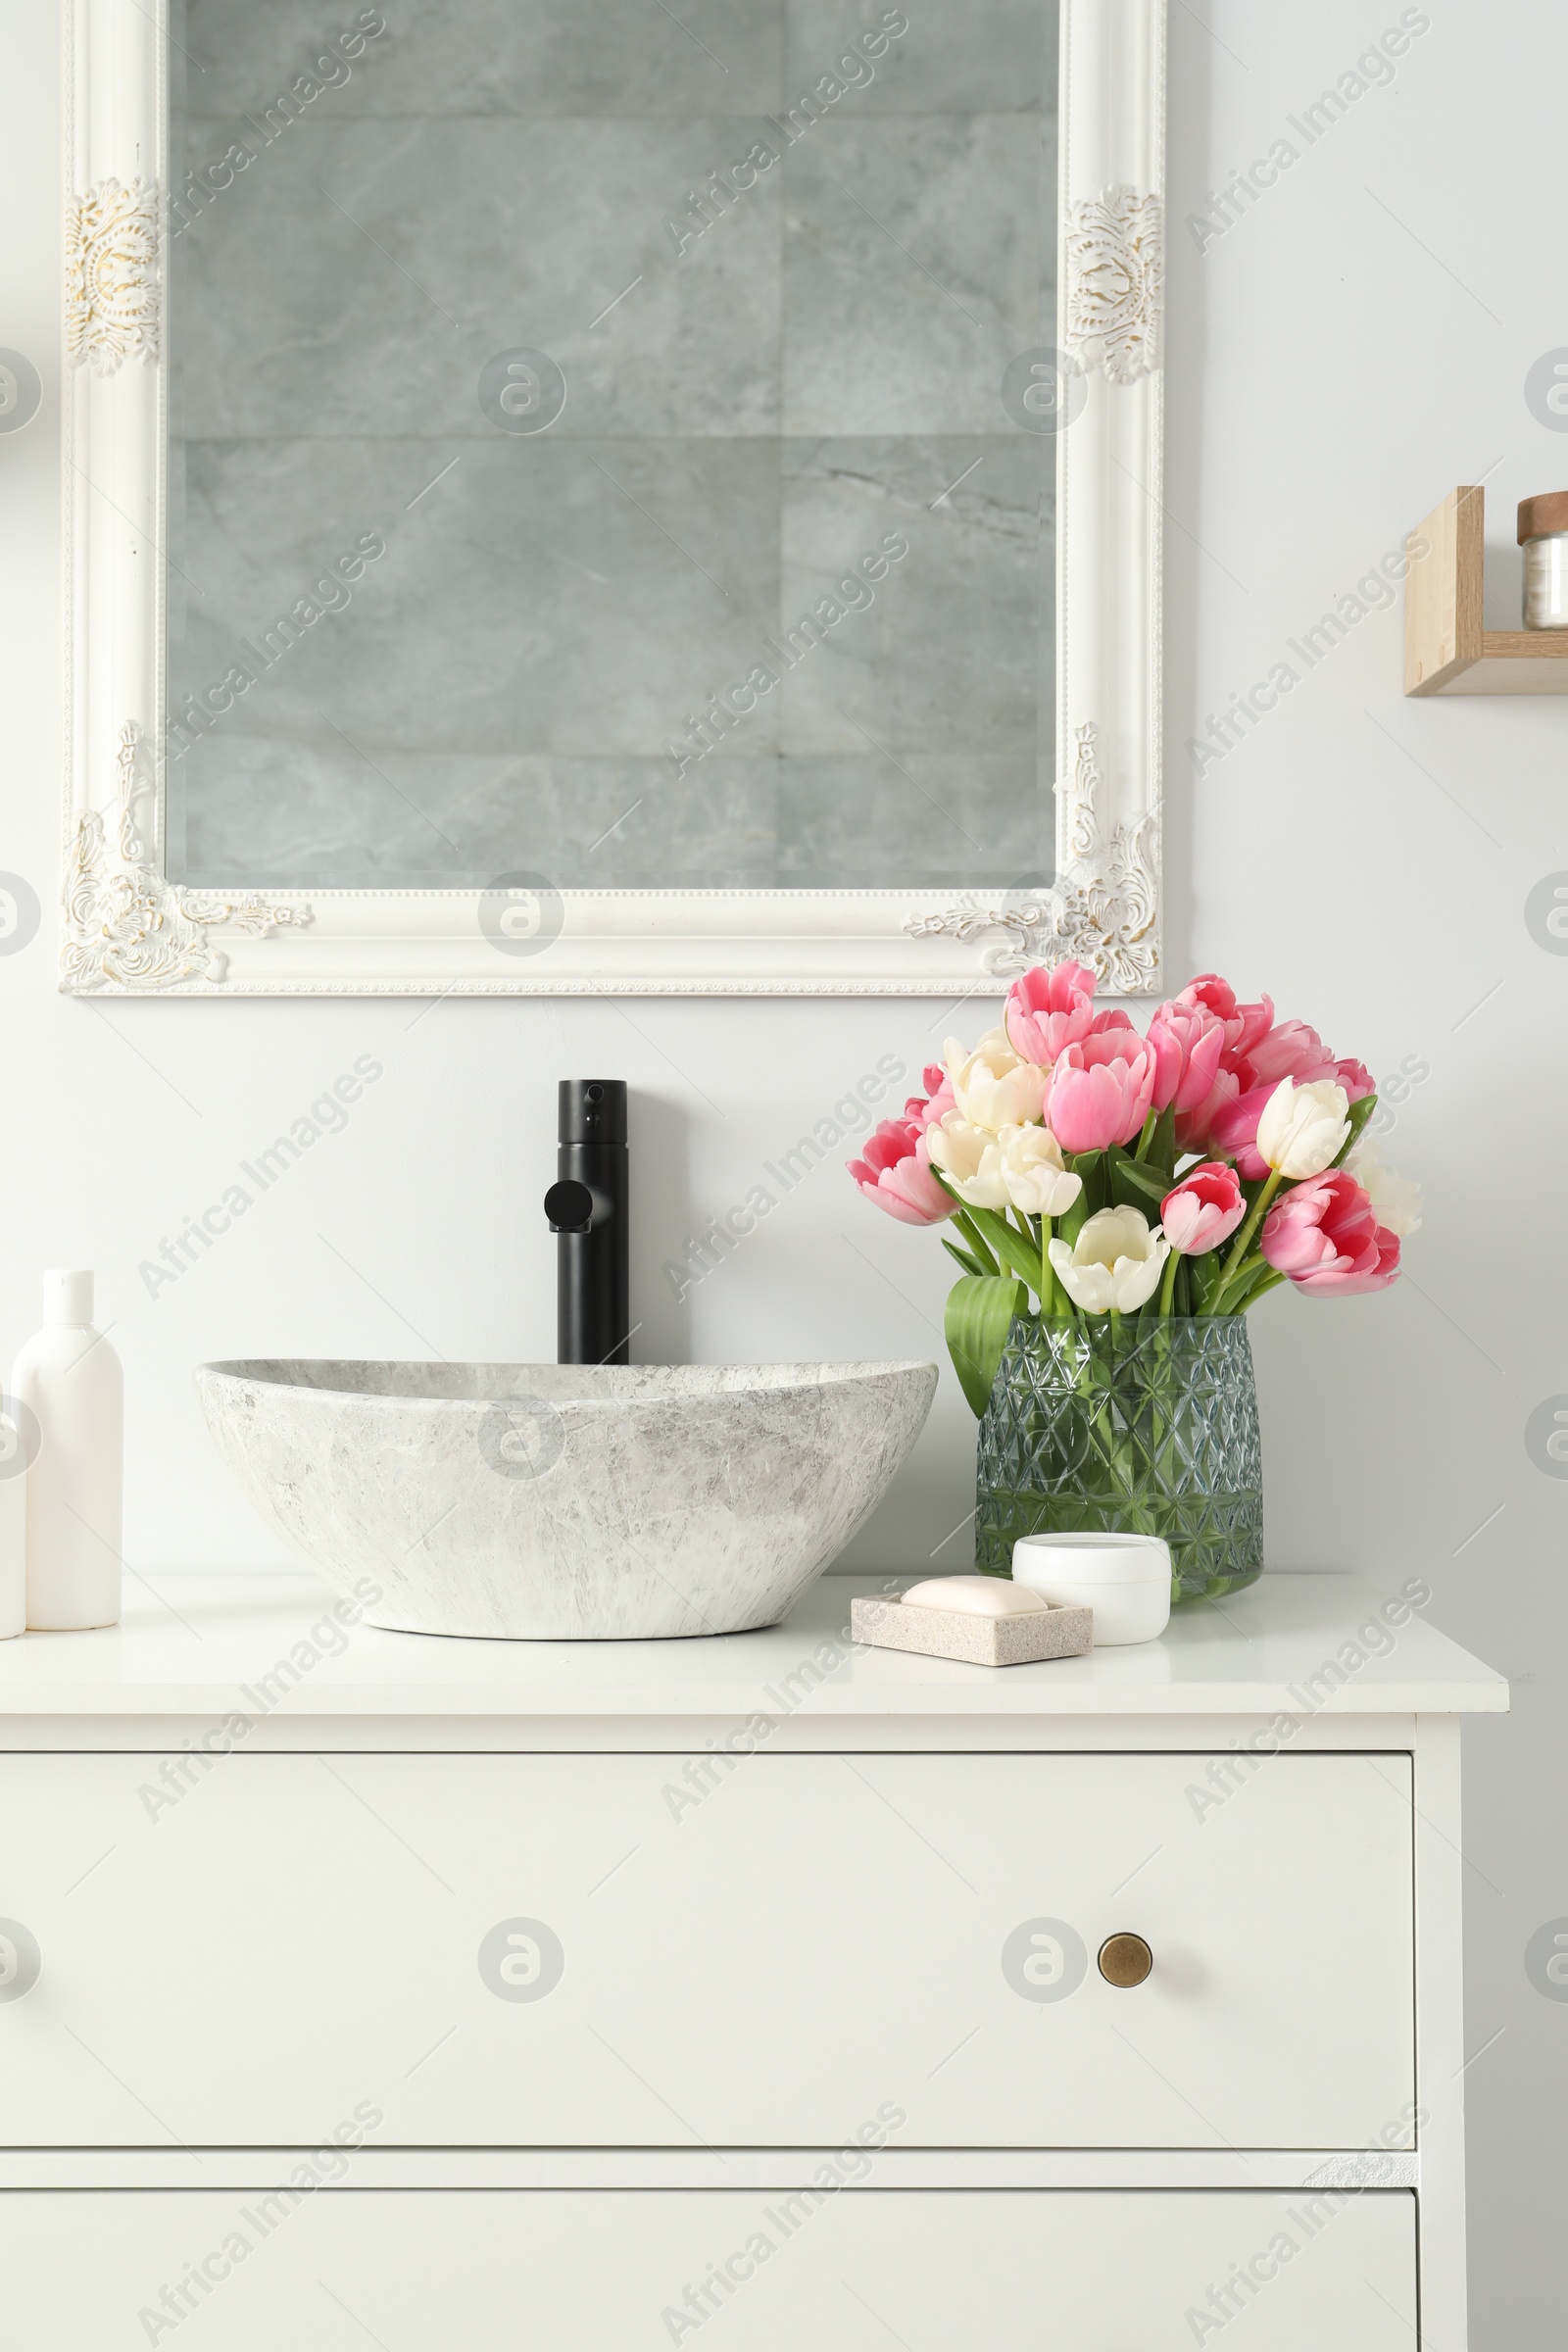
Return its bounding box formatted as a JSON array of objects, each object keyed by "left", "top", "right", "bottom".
[{"left": 544, "top": 1080, "right": 629, "bottom": 1366}]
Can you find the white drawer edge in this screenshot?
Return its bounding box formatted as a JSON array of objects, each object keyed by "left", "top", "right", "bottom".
[
  {"left": 0, "top": 2149, "right": 1421, "bottom": 2192},
  {"left": 0, "top": 1715, "right": 1423, "bottom": 1753}
]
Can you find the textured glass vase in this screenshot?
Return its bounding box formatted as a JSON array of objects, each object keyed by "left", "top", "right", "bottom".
[{"left": 974, "top": 1316, "right": 1264, "bottom": 1602}]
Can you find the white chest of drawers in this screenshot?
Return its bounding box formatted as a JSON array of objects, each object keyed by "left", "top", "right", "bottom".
[{"left": 0, "top": 1570, "right": 1504, "bottom": 2349}]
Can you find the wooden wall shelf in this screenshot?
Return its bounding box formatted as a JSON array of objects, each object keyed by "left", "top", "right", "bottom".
[{"left": 1404, "top": 484, "right": 1568, "bottom": 694}]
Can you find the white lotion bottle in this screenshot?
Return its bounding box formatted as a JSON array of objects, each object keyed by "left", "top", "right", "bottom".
[{"left": 16, "top": 1271, "right": 123, "bottom": 1630}]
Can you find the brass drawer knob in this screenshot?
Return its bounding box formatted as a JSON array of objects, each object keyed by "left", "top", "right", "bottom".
[{"left": 1098, "top": 1932, "right": 1153, "bottom": 1988}]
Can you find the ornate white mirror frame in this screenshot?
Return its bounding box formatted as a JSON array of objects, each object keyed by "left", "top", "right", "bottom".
[{"left": 62, "top": 0, "right": 1164, "bottom": 999}]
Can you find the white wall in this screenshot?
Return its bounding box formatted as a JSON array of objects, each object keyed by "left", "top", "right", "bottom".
[
  {"left": 1166, "top": 6, "right": 1566, "bottom": 2335},
  {"left": 2, "top": 3, "right": 1561, "bottom": 2339}
]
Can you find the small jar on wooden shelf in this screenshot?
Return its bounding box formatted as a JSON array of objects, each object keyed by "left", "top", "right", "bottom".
[{"left": 1519, "top": 492, "right": 1568, "bottom": 630}]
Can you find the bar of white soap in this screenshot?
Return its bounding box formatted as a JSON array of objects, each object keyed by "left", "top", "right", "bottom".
[{"left": 902, "top": 1575, "right": 1052, "bottom": 1617}]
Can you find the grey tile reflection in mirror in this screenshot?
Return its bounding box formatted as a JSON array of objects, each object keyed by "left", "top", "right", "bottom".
[{"left": 166, "top": 0, "right": 1059, "bottom": 894}]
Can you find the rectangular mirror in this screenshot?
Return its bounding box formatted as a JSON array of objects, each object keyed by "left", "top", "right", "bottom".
[{"left": 64, "top": 0, "right": 1164, "bottom": 995}]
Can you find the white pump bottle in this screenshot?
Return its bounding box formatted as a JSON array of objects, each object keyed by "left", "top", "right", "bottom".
[{"left": 15, "top": 1270, "right": 123, "bottom": 1630}]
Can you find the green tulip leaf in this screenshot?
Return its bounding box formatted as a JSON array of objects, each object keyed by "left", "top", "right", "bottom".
[
  {"left": 1187, "top": 1250, "right": 1221, "bottom": 1312},
  {"left": 956, "top": 1203, "right": 1044, "bottom": 1295},
  {"left": 942, "top": 1236, "right": 987, "bottom": 1279},
  {"left": 945, "top": 1275, "right": 1027, "bottom": 1418},
  {"left": 1106, "top": 1148, "right": 1171, "bottom": 1210},
  {"left": 1068, "top": 1149, "right": 1107, "bottom": 1218},
  {"left": 1057, "top": 1162, "right": 1096, "bottom": 1244},
  {"left": 1145, "top": 1100, "right": 1178, "bottom": 1176},
  {"left": 1333, "top": 1093, "right": 1378, "bottom": 1166}
]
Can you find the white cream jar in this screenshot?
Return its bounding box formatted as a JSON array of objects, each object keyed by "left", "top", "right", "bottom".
[{"left": 1010, "top": 1532, "right": 1172, "bottom": 1645}]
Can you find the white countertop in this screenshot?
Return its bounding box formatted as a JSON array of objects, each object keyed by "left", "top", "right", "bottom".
[{"left": 0, "top": 1571, "right": 1507, "bottom": 1719}]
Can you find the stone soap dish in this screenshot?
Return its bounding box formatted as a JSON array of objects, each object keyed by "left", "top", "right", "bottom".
[{"left": 852, "top": 1588, "right": 1094, "bottom": 1668}]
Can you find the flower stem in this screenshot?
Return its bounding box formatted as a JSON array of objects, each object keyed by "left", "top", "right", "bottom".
[
  {"left": 1158, "top": 1246, "right": 1180, "bottom": 1318},
  {"left": 1039, "top": 1217, "right": 1055, "bottom": 1315},
  {"left": 1133, "top": 1108, "right": 1158, "bottom": 1160},
  {"left": 1239, "top": 1265, "right": 1289, "bottom": 1304},
  {"left": 1208, "top": 1170, "right": 1283, "bottom": 1313}
]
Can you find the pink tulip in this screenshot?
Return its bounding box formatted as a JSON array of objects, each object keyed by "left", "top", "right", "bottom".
[
  {"left": 1246, "top": 1019, "right": 1339, "bottom": 1087},
  {"left": 847, "top": 1119, "right": 955, "bottom": 1226},
  {"left": 1206, "top": 1082, "right": 1278, "bottom": 1181},
  {"left": 1160, "top": 1162, "right": 1247, "bottom": 1254},
  {"left": 1259, "top": 1170, "right": 1401, "bottom": 1295},
  {"left": 1178, "top": 971, "right": 1238, "bottom": 1020},
  {"left": 1147, "top": 1000, "right": 1228, "bottom": 1116},
  {"left": 905, "top": 1062, "right": 956, "bottom": 1127},
  {"left": 1178, "top": 973, "right": 1274, "bottom": 1065},
  {"left": 1045, "top": 1030, "right": 1156, "bottom": 1152},
  {"left": 1332, "top": 1056, "right": 1376, "bottom": 1103},
  {"left": 1004, "top": 959, "right": 1097, "bottom": 1066},
  {"left": 1173, "top": 1065, "right": 1243, "bottom": 1157}
]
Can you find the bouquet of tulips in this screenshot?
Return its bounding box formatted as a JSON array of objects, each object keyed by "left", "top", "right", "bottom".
[{"left": 848, "top": 961, "right": 1420, "bottom": 1414}]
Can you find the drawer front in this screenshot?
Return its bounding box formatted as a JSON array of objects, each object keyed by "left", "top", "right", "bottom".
[
  {"left": 0, "top": 2187, "right": 1418, "bottom": 2348},
  {"left": 0, "top": 1751, "right": 1414, "bottom": 2148}
]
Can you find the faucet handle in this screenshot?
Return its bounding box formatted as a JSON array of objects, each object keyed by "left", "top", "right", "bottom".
[{"left": 544, "top": 1179, "right": 596, "bottom": 1234}]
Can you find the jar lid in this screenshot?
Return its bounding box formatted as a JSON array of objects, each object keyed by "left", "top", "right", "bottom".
[
  {"left": 1012, "top": 1533, "right": 1172, "bottom": 1586},
  {"left": 1517, "top": 493, "right": 1568, "bottom": 544}
]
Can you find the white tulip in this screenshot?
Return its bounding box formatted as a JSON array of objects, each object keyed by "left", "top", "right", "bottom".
[
  {"left": 997, "top": 1124, "right": 1083, "bottom": 1218},
  {"left": 1255, "top": 1077, "right": 1350, "bottom": 1180},
  {"left": 1047, "top": 1205, "right": 1169, "bottom": 1313},
  {"left": 925, "top": 1115, "right": 1011, "bottom": 1209},
  {"left": 945, "top": 1027, "right": 1048, "bottom": 1131},
  {"left": 1344, "top": 1139, "right": 1423, "bottom": 1236}
]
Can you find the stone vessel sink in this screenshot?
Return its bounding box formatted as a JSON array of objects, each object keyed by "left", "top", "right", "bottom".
[{"left": 195, "top": 1359, "right": 938, "bottom": 1641}]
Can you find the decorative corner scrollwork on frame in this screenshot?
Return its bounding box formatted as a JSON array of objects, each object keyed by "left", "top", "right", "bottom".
[
  {"left": 66, "top": 176, "right": 161, "bottom": 374},
  {"left": 1063, "top": 184, "right": 1163, "bottom": 384},
  {"left": 62, "top": 725, "right": 311, "bottom": 992},
  {"left": 902, "top": 724, "right": 1159, "bottom": 996},
  {"left": 902, "top": 890, "right": 1059, "bottom": 982}
]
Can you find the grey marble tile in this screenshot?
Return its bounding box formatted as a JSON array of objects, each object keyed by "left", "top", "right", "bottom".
[
  {"left": 169, "top": 428, "right": 1054, "bottom": 884},
  {"left": 598, "top": 756, "right": 780, "bottom": 885},
  {"left": 172, "top": 114, "right": 782, "bottom": 438},
  {"left": 785, "top": 0, "right": 1052, "bottom": 116},
  {"left": 171, "top": 729, "right": 476, "bottom": 884},
  {"left": 781, "top": 114, "right": 1046, "bottom": 433},
  {"left": 165, "top": 2, "right": 1062, "bottom": 895},
  {"left": 775, "top": 435, "right": 1049, "bottom": 756},
  {"left": 172, "top": 732, "right": 1053, "bottom": 889},
  {"left": 172, "top": 741, "right": 783, "bottom": 888},
  {"left": 169, "top": 435, "right": 782, "bottom": 764},
  {"left": 775, "top": 753, "right": 1048, "bottom": 887},
  {"left": 181, "top": 0, "right": 783, "bottom": 118}
]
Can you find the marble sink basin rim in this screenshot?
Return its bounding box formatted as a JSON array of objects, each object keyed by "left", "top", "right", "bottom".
[{"left": 194, "top": 1358, "right": 938, "bottom": 1642}]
